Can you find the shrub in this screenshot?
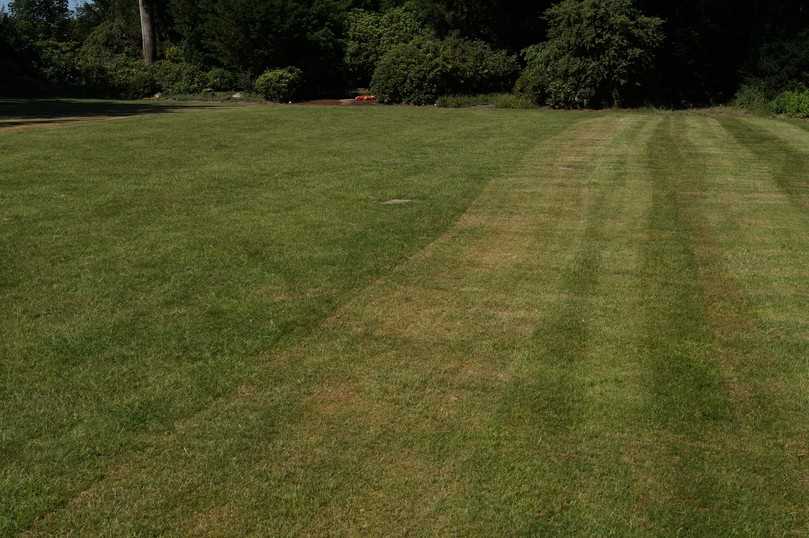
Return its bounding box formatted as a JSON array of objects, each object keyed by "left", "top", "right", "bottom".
[
  {"left": 769, "top": 90, "right": 809, "bottom": 117},
  {"left": 370, "top": 37, "right": 441, "bottom": 105},
  {"left": 734, "top": 82, "right": 773, "bottom": 112},
  {"left": 77, "top": 55, "right": 208, "bottom": 98},
  {"left": 344, "top": 6, "right": 429, "bottom": 85},
  {"left": 34, "top": 39, "right": 82, "bottom": 90},
  {"left": 96, "top": 57, "right": 159, "bottom": 98},
  {"left": 371, "top": 36, "right": 518, "bottom": 105},
  {"left": 235, "top": 71, "right": 255, "bottom": 92},
  {"left": 255, "top": 67, "right": 304, "bottom": 102},
  {"left": 516, "top": 0, "right": 664, "bottom": 108},
  {"left": 80, "top": 20, "right": 138, "bottom": 59},
  {"left": 0, "top": 14, "right": 49, "bottom": 96},
  {"left": 742, "top": 31, "right": 809, "bottom": 98},
  {"left": 152, "top": 61, "right": 207, "bottom": 94},
  {"left": 164, "top": 45, "right": 186, "bottom": 64},
  {"left": 72, "top": 49, "right": 157, "bottom": 99},
  {"left": 206, "top": 67, "right": 238, "bottom": 91},
  {"left": 438, "top": 36, "right": 519, "bottom": 96}
]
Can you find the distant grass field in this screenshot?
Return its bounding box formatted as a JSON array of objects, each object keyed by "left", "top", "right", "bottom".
[{"left": 1, "top": 101, "right": 808, "bottom": 536}]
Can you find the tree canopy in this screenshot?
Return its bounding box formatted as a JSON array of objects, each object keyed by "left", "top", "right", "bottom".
[{"left": 1, "top": 0, "right": 808, "bottom": 107}]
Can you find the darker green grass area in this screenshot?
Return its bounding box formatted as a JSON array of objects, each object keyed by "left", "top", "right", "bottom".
[
  {"left": 0, "top": 98, "right": 218, "bottom": 129},
  {"left": 643, "top": 117, "right": 732, "bottom": 430},
  {"left": 640, "top": 116, "right": 737, "bottom": 535},
  {"left": 465, "top": 116, "right": 652, "bottom": 535},
  {"left": 720, "top": 116, "right": 809, "bottom": 212},
  {"left": 639, "top": 114, "right": 808, "bottom": 535}
]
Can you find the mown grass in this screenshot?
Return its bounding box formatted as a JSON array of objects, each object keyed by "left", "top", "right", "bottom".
[{"left": 1, "top": 102, "right": 807, "bottom": 536}]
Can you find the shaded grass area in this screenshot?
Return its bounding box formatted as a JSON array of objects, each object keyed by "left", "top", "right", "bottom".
[
  {"left": 1, "top": 104, "right": 808, "bottom": 535},
  {"left": 0, "top": 98, "right": 227, "bottom": 129}
]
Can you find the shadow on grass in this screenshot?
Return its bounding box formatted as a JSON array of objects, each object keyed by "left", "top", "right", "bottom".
[{"left": 0, "top": 98, "right": 222, "bottom": 129}]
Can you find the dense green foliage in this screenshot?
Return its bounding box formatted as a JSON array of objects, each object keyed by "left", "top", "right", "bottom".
[
  {"left": 370, "top": 37, "right": 442, "bottom": 105},
  {"left": 372, "top": 36, "right": 518, "bottom": 104},
  {"left": 255, "top": 66, "right": 304, "bottom": 102},
  {"left": 1, "top": 0, "right": 809, "bottom": 107},
  {"left": 732, "top": 83, "right": 769, "bottom": 113},
  {"left": 0, "top": 15, "right": 42, "bottom": 93},
  {"left": 769, "top": 89, "right": 809, "bottom": 117},
  {"left": 744, "top": 32, "right": 809, "bottom": 95},
  {"left": 205, "top": 67, "right": 238, "bottom": 91},
  {"left": 344, "top": 6, "right": 429, "bottom": 86},
  {"left": 516, "top": 0, "right": 664, "bottom": 108},
  {"left": 7, "top": 0, "right": 69, "bottom": 40}
]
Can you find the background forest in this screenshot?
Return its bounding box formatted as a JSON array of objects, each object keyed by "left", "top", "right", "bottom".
[{"left": 1, "top": 0, "right": 808, "bottom": 111}]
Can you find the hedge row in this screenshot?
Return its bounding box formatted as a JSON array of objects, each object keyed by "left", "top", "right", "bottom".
[{"left": 370, "top": 36, "right": 519, "bottom": 105}]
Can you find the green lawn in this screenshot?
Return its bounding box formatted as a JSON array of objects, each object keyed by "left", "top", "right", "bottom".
[{"left": 1, "top": 102, "right": 807, "bottom": 536}]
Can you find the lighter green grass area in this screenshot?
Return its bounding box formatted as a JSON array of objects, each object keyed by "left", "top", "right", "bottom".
[{"left": 1, "top": 104, "right": 808, "bottom": 536}]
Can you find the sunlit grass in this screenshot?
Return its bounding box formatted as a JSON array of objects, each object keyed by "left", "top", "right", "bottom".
[{"left": 1, "top": 103, "right": 807, "bottom": 536}]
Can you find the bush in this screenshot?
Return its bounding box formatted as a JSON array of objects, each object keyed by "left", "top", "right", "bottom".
[
  {"left": 80, "top": 20, "right": 139, "bottom": 59},
  {"left": 235, "top": 71, "right": 255, "bottom": 92},
  {"left": 438, "top": 36, "right": 519, "bottom": 96},
  {"left": 516, "top": 0, "right": 664, "bottom": 108},
  {"left": 371, "top": 36, "right": 518, "bottom": 105},
  {"left": 370, "top": 37, "right": 442, "bottom": 105},
  {"left": 77, "top": 49, "right": 209, "bottom": 99},
  {"left": 75, "top": 29, "right": 146, "bottom": 98},
  {"left": 87, "top": 57, "right": 158, "bottom": 98},
  {"left": 769, "top": 90, "right": 809, "bottom": 117},
  {"left": 34, "top": 39, "right": 83, "bottom": 91},
  {"left": 734, "top": 82, "right": 773, "bottom": 112},
  {"left": 742, "top": 31, "right": 809, "bottom": 98},
  {"left": 255, "top": 67, "right": 304, "bottom": 102},
  {"left": 76, "top": 30, "right": 206, "bottom": 99},
  {"left": 79, "top": 54, "right": 161, "bottom": 99},
  {"left": 0, "top": 13, "right": 48, "bottom": 96},
  {"left": 206, "top": 67, "right": 238, "bottom": 91},
  {"left": 152, "top": 61, "right": 207, "bottom": 94},
  {"left": 344, "top": 6, "right": 429, "bottom": 85}
]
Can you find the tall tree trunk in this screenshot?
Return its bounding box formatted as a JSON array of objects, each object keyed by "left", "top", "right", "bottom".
[{"left": 138, "top": 0, "right": 156, "bottom": 65}]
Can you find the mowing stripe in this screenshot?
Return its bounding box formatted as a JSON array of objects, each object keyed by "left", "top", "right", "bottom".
[
  {"left": 635, "top": 115, "right": 734, "bottom": 534},
  {"left": 18, "top": 111, "right": 809, "bottom": 536},
  {"left": 256, "top": 115, "right": 642, "bottom": 536},
  {"left": 463, "top": 115, "right": 661, "bottom": 535},
  {"left": 5, "top": 108, "right": 561, "bottom": 535},
  {"left": 718, "top": 116, "right": 809, "bottom": 213},
  {"left": 635, "top": 114, "right": 809, "bottom": 535},
  {"left": 642, "top": 115, "right": 732, "bottom": 430},
  {"left": 686, "top": 114, "right": 809, "bottom": 532},
  {"left": 23, "top": 114, "right": 590, "bottom": 536}
]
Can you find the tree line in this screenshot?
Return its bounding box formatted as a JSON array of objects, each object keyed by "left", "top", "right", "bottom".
[{"left": 1, "top": 0, "right": 808, "bottom": 108}]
